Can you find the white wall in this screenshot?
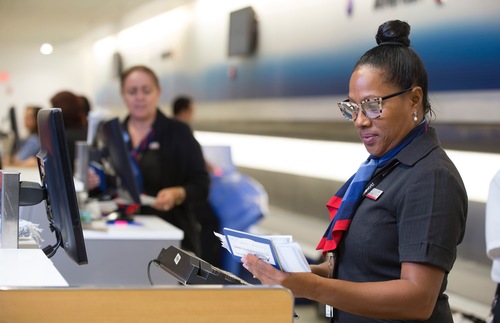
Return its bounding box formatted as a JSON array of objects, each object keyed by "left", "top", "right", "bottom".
[
  {"left": 84, "top": 0, "right": 500, "bottom": 123},
  {"left": 0, "top": 0, "right": 190, "bottom": 135},
  {"left": 1, "top": 0, "right": 500, "bottom": 134},
  {"left": 0, "top": 41, "right": 92, "bottom": 137}
]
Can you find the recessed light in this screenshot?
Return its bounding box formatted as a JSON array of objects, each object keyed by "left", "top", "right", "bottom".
[{"left": 40, "top": 43, "right": 54, "bottom": 55}]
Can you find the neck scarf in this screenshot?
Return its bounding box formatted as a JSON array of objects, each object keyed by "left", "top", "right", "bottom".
[
  {"left": 126, "top": 128, "right": 156, "bottom": 194},
  {"left": 130, "top": 129, "right": 156, "bottom": 164},
  {"left": 317, "top": 120, "right": 428, "bottom": 254}
]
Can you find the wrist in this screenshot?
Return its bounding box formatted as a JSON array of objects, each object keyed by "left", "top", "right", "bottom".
[{"left": 175, "top": 187, "right": 186, "bottom": 205}]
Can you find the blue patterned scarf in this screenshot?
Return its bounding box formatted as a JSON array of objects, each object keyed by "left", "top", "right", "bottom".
[{"left": 317, "top": 120, "right": 428, "bottom": 254}]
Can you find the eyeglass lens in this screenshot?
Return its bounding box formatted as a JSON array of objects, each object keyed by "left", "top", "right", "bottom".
[
  {"left": 338, "top": 87, "right": 414, "bottom": 121},
  {"left": 339, "top": 99, "right": 382, "bottom": 121}
]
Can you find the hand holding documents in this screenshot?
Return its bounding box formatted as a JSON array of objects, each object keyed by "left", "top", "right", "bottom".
[{"left": 215, "top": 228, "right": 311, "bottom": 273}]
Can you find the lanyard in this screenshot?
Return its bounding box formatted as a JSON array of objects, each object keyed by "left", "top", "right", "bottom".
[
  {"left": 326, "top": 159, "right": 400, "bottom": 319},
  {"left": 362, "top": 159, "right": 401, "bottom": 197}
]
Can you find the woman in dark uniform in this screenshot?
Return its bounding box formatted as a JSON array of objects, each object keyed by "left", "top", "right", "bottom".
[
  {"left": 120, "top": 65, "right": 209, "bottom": 255},
  {"left": 242, "top": 20, "right": 467, "bottom": 322}
]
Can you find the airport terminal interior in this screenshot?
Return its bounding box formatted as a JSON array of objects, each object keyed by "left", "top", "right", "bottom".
[{"left": 1, "top": 0, "right": 499, "bottom": 322}]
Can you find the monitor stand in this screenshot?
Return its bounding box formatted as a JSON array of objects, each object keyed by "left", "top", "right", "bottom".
[
  {"left": 1, "top": 171, "right": 20, "bottom": 248},
  {"left": 1, "top": 171, "right": 46, "bottom": 249}
]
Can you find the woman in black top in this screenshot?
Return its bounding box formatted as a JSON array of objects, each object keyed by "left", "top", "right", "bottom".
[{"left": 120, "top": 65, "right": 209, "bottom": 254}]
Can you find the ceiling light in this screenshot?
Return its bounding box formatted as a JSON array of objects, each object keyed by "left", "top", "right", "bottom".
[{"left": 40, "top": 43, "right": 54, "bottom": 55}]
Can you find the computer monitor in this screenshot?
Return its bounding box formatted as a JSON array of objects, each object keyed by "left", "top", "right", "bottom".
[
  {"left": 36, "top": 107, "right": 88, "bottom": 265},
  {"left": 8, "top": 106, "right": 20, "bottom": 158},
  {"left": 94, "top": 117, "right": 142, "bottom": 221}
]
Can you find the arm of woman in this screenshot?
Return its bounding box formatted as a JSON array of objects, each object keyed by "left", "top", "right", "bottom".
[
  {"left": 153, "top": 186, "right": 186, "bottom": 211},
  {"left": 315, "top": 262, "right": 445, "bottom": 320},
  {"left": 242, "top": 254, "right": 444, "bottom": 321}
]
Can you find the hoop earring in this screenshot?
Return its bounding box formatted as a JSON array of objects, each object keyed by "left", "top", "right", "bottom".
[{"left": 413, "top": 112, "right": 418, "bottom": 122}]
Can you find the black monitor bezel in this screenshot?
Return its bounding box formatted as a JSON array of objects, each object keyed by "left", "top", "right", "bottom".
[
  {"left": 96, "top": 117, "right": 141, "bottom": 205},
  {"left": 9, "top": 106, "right": 20, "bottom": 157},
  {"left": 37, "top": 107, "right": 88, "bottom": 265}
]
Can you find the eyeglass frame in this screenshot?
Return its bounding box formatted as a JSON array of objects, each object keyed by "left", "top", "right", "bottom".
[{"left": 337, "top": 87, "right": 414, "bottom": 121}]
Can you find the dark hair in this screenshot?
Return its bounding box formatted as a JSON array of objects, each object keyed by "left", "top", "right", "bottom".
[
  {"left": 78, "top": 95, "right": 91, "bottom": 116},
  {"left": 50, "top": 91, "right": 85, "bottom": 128},
  {"left": 173, "top": 96, "right": 192, "bottom": 116},
  {"left": 354, "top": 20, "right": 432, "bottom": 117},
  {"left": 120, "top": 65, "right": 160, "bottom": 92}
]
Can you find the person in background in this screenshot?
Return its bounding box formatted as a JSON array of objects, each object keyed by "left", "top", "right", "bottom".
[
  {"left": 78, "top": 95, "right": 91, "bottom": 126},
  {"left": 50, "top": 90, "right": 87, "bottom": 164},
  {"left": 172, "top": 95, "right": 194, "bottom": 125},
  {"left": 3, "top": 105, "right": 42, "bottom": 167},
  {"left": 120, "top": 65, "right": 209, "bottom": 254},
  {"left": 172, "top": 95, "right": 222, "bottom": 266},
  {"left": 242, "top": 20, "right": 467, "bottom": 322},
  {"left": 486, "top": 170, "right": 500, "bottom": 323}
]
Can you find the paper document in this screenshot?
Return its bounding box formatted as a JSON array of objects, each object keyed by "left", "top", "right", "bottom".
[
  {"left": 214, "top": 228, "right": 311, "bottom": 273},
  {"left": 112, "top": 194, "right": 157, "bottom": 206},
  {"left": 139, "top": 194, "right": 156, "bottom": 206}
]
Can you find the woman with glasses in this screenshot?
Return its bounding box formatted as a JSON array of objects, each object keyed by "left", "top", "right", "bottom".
[{"left": 242, "top": 20, "right": 467, "bottom": 322}]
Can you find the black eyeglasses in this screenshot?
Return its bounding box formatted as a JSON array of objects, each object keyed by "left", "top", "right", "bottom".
[{"left": 337, "top": 88, "right": 414, "bottom": 121}]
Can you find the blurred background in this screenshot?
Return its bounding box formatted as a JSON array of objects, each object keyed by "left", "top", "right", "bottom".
[{"left": 0, "top": 1, "right": 499, "bottom": 320}]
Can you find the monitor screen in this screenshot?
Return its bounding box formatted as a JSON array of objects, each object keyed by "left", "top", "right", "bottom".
[
  {"left": 228, "top": 7, "right": 258, "bottom": 56},
  {"left": 95, "top": 117, "right": 141, "bottom": 206},
  {"left": 9, "top": 106, "right": 20, "bottom": 157},
  {"left": 37, "top": 107, "right": 88, "bottom": 265}
]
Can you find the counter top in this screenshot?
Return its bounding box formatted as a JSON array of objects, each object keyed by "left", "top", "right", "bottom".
[{"left": 0, "top": 249, "right": 68, "bottom": 287}]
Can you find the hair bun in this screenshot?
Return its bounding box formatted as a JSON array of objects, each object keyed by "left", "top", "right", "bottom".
[{"left": 375, "top": 20, "right": 411, "bottom": 47}]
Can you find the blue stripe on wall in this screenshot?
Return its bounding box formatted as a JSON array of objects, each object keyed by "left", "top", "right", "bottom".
[
  {"left": 164, "top": 24, "right": 499, "bottom": 102},
  {"left": 413, "top": 22, "right": 500, "bottom": 91},
  {"left": 104, "top": 21, "right": 500, "bottom": 105}
]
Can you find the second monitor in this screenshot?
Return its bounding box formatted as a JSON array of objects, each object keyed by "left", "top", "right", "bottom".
[{"left": 93, "top": 117, "right": 142, "bottom": 222}]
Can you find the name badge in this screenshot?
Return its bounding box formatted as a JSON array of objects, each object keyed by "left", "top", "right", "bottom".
[
  {"left": 149, "top": 141, "right": 160, "bottom": 150},
  {"left": 366, "top": 187, "right": 383, "bottom": 200}
]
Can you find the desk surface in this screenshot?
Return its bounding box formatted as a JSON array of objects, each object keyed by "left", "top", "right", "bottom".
[
  {"left": 0, "top": 249, "right": 68, "bottom": 287},
  {"left": 48, "top": 214, "right": 184, "bottom": 286},
  {"left": 2, "top": 166, "right": 40, "bottom": 182},
  {"left": 83, "top": 215, "right": 184, "bottom": 240}
]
